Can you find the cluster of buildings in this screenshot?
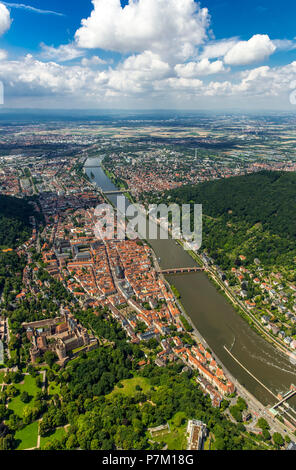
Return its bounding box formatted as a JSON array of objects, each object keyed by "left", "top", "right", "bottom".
[
  {"left": 1, "top": 124, "right": 243, "bottom": 404},
  {"left": 36, "top": 197, "right": 235, "bottom": 402},
  {"left": 23, "top": 309, "right": 97, "bottom": 366},
  {"left": 228, "top": 262, "right": 296, "bottom": 351},
  {"left": 0, "top": 166, "right": 20, "bottom": 196},
  {"left": 0, "top": 146, "right": 97, "bottom": 200},
  {"left": 199, "top": 252, "right": 296, "bottom": 354},
  {"left": 187, "top": 419, "right": 207, "bottom": 451},
  {"left": 175, "top": 341, "right": 235, "bottom": 401},
  {"left": 104, "top": 146, "right": 296, "bottom": 200}
]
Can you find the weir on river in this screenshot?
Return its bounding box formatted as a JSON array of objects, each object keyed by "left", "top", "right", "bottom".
[{"left": 85, "top": 156, "right": 296, "bottom": 408}]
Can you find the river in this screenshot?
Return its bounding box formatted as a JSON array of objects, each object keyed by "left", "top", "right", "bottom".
[{"left": 85, "top": 157, "right": 296, "bottom": 407}]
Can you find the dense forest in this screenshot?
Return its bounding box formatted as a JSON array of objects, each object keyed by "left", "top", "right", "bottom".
[
  {"left": 1, "top": 347, "right": 267, "bottom": 451},
  {"left": 0, "top": 195, "right": 33, "bottom": 248},
  {"left": 157, "top": 171, "right": 296, "bottom": 271}
]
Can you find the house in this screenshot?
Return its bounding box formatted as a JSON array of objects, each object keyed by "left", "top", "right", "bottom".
[
  {"left": 187, "top": 420, "right": 207, "bottom": 451},
  {"left": 287, "top": 441, "right": 296, "bottom": 450},
  {"left": 270, "top": 324, "right": 280, "bottom": 335}
]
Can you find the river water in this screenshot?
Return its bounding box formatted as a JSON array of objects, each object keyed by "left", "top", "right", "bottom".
[{"left": 85, "top": 157, "right": 296, "bottom": 407}]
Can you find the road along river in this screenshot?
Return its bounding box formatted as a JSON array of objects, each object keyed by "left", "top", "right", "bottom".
[{"left": 85, "top": 157, "right": 296, "bottom": 408}]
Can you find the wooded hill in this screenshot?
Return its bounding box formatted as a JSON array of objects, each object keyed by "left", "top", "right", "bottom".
[
  {"left": 162, "top": 171, "right": 296, "bottom": 272},
  {"left": 0, "top": 195, "right": 33, "bottom": 248}
]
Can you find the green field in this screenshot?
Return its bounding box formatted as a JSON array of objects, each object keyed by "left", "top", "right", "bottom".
[
  {"left": 106, "top": 376, "right": 152, "bottom": 398},
  {"left": 8, "top": 374, "right": 40, "bottom": 416},
  {"left": 14, "top": 421, "right": 39, "bottom": 450},
  {"left": 40, "top": 426, "right": 67, "bottom": 449},
  {"left": 150, "top": 413, "right": 188, "bottom": 450}
]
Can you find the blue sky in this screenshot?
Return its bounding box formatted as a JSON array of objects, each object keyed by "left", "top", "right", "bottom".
[
  {"left": 2, "top": 1, "right": 296, "bottom": 65},
  {"left": 0, "top": 0, "right": 295, "bottom": 109}
]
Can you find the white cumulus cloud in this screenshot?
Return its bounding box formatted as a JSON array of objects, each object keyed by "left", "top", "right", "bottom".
[
  {"left": 122, "top": 51, "right": 169, "bottom": 76},
  {"left": 106, "top": 51, "right": 170, "bottom": 95},
  {"left": 175, "top": 58, "right": 226, "bottom": 77},
  {"left": 81, "top": 56, "right": 108, "bottom": 67},
  {"left": 0, "top": 47, "right": 295, "bottom": 109},
  {"left": 204, "top": 81, "right": 233, "bottom": 96},
  {"left": 224, "top": 34, "right": 276, "bottom": 66},
  {"left": 0, "top": 54, "right": 95, "bottom": 96},
  {"left": 0, "top": 49, "right": 7, "bottom": 60},
  {"left": 201, "top": 38, "right": 238, "bottom": 59},
  {"left": 0, "top": 2, "right": 11, "bottom": 36},
  {"left": 272, "top": 39, "right": 296, "bottom": 51},
  {"left": 75, "top": 0, "right": 210, "bottom": 61},
  {"left": 40, "top": 43, "right": 84, "bottom": 62},
  {"left": 155, "top": 77, "right": 203, "bottom": 91}
]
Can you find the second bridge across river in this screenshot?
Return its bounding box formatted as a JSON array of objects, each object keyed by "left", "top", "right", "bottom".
[{"left": 159, "top": 267, "right": 205, "bottom": 275}]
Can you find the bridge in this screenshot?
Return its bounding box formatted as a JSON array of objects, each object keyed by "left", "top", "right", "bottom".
[
  {"left": 159, "top": 267, "right": 205, "bottom": 275},
  {"left": 95, "top": 186, "right": 130, "bottom": 195},
  {"left": 104, "top": 190, "right": 130, "bottom": 195},
  {"left": 269, "top": 387, "right": 296, "bottom": 430},
  {"left": 271, "top": 386, "right": 296, "bottom": 410}
]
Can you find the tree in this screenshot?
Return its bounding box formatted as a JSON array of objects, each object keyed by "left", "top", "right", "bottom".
[
  {"left": 7, "top": 385, "right": 18, "bottom": 398},
  {"left": 230, "top": 405, "right": 242, "bottom": 422},
  {"left": 20, "top": 391, "right": 30, "bottom": 403},
  {"left": 262, "top": 429, "right": 271, "bottom": 441},
  {"left": 42, "top": 438, "right": 62, "bottom": 450},
  {"left": 257, "top": 418, "right": 269, "bottom": 430},
  {"left": 0, "top": 433, "right": 15, "bottom": 450},
  {"left": 220, "top": 400, "right": 230, "bottom": 412},
  {"left": 44, "top": 350, "right": 57, "bottom": 368},
  {"left": 0, "top": 423, "right": 10, "bottom": 438},
  {"left": 273, "top": 432, "right": 284, "bottom": 448},
  {"left": 214, "top": 437, "right": 225, "bottom": 450},
  {"left": 39, "top": 418, "right": 54, "bottom": 437},
  {"left": 236, "top": 397, "right": 247, "bottom": 412},
  {"left": 47, "top": 369, "right": 56, "bottom": 382},
  {"left": 35, "top": 375, "right": 43, "bottom": 389},
  {"left": 90, "top": 439, "right": 100, "bottom": 450},
  {"left": 66, "top": 434, "right": 79, "bottom": 450},
  {"left": 0, "top": 405, "right": 7, "bottom": 421},
  {"left": 27, "top": 364, "right": 38, "bottom": 377}
]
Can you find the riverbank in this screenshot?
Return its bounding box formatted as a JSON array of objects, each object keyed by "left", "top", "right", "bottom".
[
  {"left": 174, "top": 236, "right": 296, "bottom": 362},
  {"left": 166, "top": 228, "right": 295, "bottom": 359},
  {"left": 95, "top": 163, "right": 279, "bottom": 404},
  {"left": 101, "top": 162, "right": 136, "bottom": 204},
  {"left": 161, "top": 268, "right": 296, "bottom": 437}
]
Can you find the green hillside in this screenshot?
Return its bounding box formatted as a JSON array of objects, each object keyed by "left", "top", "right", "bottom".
[
  {"left": 159, "top": 171, "right": 296, "bottom": 274},
  {"left": 0, "top": 195, "right": 33, "bottom": 248}
]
